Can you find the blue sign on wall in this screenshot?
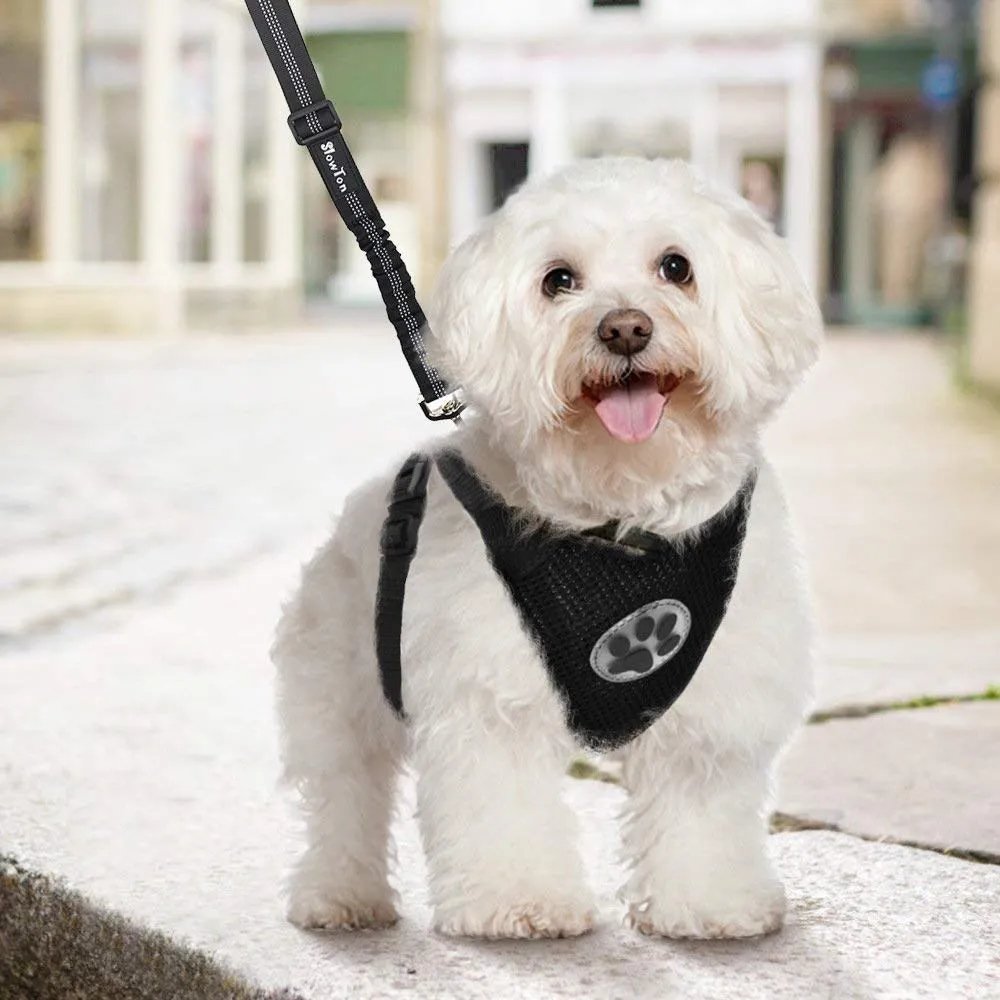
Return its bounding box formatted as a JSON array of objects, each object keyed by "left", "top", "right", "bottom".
[{"left": 921, "top": 57, "right": 962, "bottom": 110}]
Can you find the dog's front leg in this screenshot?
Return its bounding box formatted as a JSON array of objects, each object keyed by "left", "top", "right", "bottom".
[
  {"left": 618, "top": 732, "right": 785, "bottom": 939},
  {"left": 410, "top": 697, "right": 597, "bottom": 939}
]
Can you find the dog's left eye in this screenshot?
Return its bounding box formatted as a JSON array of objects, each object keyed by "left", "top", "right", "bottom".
[
  {"left": 659, "top": 252, "right": 693, "bottom": 285},
  {"left": 542, "top": 267, "right": 578, "bottom": 298}
]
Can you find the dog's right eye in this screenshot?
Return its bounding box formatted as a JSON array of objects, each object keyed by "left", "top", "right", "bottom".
[{"left": 542, "top": 267, "right": 577, "bottom": 298}]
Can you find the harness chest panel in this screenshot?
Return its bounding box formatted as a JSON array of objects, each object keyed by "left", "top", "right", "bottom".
[{"left": 377, "top": 451, "right": 757, "bottom": 751}]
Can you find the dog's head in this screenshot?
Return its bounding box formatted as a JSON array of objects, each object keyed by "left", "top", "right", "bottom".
[{"left": 428, "top": 158, "right": 822, "bottom": 516}]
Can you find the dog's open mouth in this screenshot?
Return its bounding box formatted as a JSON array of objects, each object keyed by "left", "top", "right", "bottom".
[{"left": 581, "top": 371, "right": 683, "bottom": 444}]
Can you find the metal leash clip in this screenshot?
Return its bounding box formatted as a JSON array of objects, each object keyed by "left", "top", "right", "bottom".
[{"left": 420, "top": 388, "right": 467, "bottom": 422}]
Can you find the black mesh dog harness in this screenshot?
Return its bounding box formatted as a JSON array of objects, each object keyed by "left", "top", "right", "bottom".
[{"left": 376, "top": 451, "right": 757, "bottom": 750}]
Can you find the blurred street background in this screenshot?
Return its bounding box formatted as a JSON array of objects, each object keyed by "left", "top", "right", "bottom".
[
  {"left": 0, "top": 0, "right": 997, "bottom": 357},
  {"left": 2, "top": 2, "right": 1000, "bottom": 999}
]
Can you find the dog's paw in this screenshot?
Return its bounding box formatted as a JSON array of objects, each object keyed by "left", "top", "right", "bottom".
[
  {"left": 626, "top": 878, "right": 786, "bottom": 940},
  {"left": 435, "top": 897, "right": 597, "bottom": 939},
  {"left": 287, "top": 891, "right": 398, "bottom": 931}
]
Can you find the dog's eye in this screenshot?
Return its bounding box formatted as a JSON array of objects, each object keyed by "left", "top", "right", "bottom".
[
  {"left": 542, "top": 267, "right": 577, "bottom": 298},
  {"left": 659, "top": 252, "right": 693, "bottom": 286}
]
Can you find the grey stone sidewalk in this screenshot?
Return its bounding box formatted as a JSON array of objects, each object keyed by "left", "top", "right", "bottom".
[
  {"left": 767, "top": 331, "right": 1000, "bottom": 865},
  {"left": 0, "top": 324, "right": 449, "bottom": 641},
  {"left": 1, "top": 326, "right": 998, "bottom": 997},
  {"left": 0, "top": 547, "right": 996, "bottom": 1000}
]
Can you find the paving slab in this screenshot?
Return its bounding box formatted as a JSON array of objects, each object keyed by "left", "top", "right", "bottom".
[
  {"left": 778, "top": 701, "right": 1000, "bottom": 856},
  {"left": 2, "top": 556, "right": 999, "bottom": 1000},
  {"left": 815, "top": 629, "right": 1000, "bottom": 713},
  {"left": 767, "top": 330, "right": 1000, "bottom": 635},
  {"left": 0, "top": 325, "right": 446, "bottom": 641}
]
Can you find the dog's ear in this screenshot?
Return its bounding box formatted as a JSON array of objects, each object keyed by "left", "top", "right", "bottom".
[
  {"left": 704, "top": 203, "right": 823, "bottom": 418},
  {"left": 426, "top": 216, "right": 566, "bottom": 437},
  {"left": 424, "top": 220, "right": 505, "bottom": 393}
]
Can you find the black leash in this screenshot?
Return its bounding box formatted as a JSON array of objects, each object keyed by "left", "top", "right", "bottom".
[{"left": 243, "top": 0, "right": 465, "bottom": 423}]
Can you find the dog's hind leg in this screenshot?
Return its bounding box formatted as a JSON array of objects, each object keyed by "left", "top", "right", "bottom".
[{"left": 273, "top": 540, "right": 406, "bottom": 931}]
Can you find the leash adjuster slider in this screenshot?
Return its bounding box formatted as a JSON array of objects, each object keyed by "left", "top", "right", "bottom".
[{"left": 288, "top": 99, "right": 342, "bottom": 146}]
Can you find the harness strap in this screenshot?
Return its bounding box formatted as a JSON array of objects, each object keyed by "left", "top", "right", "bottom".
[
  {"left": 434, "top": 451, "right": 513, "bottom": 534},
  {"left": 435, "top": 449, "right": 743, "bottom": 555},
  {"left": 375, "top": 454, "right": 432, "bottom": 716},
  {"left": 377, "top": 450, "right": 758, "bottom": 726},
  {"left": 242, "top": 0, "right": 464, "bottom": 422}
]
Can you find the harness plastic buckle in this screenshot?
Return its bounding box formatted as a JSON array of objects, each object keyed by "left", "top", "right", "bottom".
[
  {"left": 288, "top": 100, "right": 342, "bottom": 146},
  {"left": 392, "top": 457, "right": 431, "bottom": 504},
  {"left": 381, "top": 513, "right": 420, "bottom": 558},
  {"left": 420, "top": 388, "right": 467, "bottom": 422}
]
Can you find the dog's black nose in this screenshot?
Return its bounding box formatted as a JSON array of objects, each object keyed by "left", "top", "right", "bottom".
[{"left": 597, "top": 309, "right": 653, "bottom": 356}]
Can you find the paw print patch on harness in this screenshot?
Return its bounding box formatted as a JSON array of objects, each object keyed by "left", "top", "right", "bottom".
[{"left": 590, "top": 599, "right": 692, "bottom": 683}]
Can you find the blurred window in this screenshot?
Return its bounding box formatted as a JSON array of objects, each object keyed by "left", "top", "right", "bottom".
[
  {"left": 80, "top": 0, "right": 144, "bottom": 263},
  {"left": 179, "top": 22, "right": 214, "bottom": 264},
  {"left": 308, "top": 31, "right": 409, "bottom": 114},
  {"left": 243, "top": 28, "right": 268, "bottom": 264},
  {"left": 0, "top": 0, "right": 43, "bottom": 262},
  {"left": 303, "top": 31, "right": 412, "bottom": 300}
]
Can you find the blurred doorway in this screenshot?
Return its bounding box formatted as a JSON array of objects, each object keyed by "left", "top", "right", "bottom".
[
  {"left": 824, "top": 37, "right": 978, "bottom": 326},
  {"left": 487, "top": 142, "right": 530, "bottom": 211}
]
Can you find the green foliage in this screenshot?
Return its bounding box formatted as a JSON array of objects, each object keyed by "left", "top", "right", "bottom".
[
  {"left": 567, "top": 758, "right": 621, "bottom": 785},
  {"left": 811, "top": 686, "right": 1000, "bottom": 724}
]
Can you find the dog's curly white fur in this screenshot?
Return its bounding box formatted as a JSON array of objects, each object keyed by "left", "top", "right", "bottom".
[{"left": 274, "top": 158, "right": 822, "bottom": 940}]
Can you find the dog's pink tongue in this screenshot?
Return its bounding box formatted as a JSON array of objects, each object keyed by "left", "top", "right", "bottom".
[{"left": 593, "top": 375, "right": 666, "bottom": 443}]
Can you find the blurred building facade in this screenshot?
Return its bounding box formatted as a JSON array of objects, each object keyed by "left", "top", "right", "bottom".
[
  {"left": 823, "top": 0, "right": 978, "bottom": 326},
  {"left": 969, "top": 0, "right": 1000, "bottom": 390},
  {"left": 0, "top": 0, "right": 431, "bottom": 331},
  {"left": 0, "top": 0, "right": 312, "bottom": 333},
  {"left": 0, "top": 0, "right": 984, "bottom": 334},
  {"left": 441, "top": 0, "right": 826, "bottom": 294}
]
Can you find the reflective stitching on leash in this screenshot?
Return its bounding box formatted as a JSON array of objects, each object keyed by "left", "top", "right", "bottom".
[{"left": 257, "top": 0, "right": 321, "bottom": 134}]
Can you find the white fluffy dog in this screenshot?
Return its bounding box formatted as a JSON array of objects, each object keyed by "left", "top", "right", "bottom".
[{"left": 274, "top": 157, "right": 822, "bottom": 940}]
